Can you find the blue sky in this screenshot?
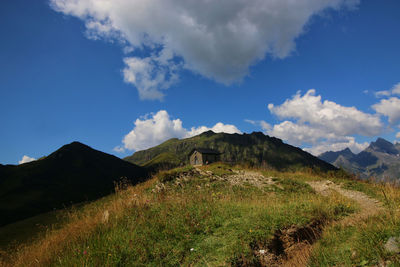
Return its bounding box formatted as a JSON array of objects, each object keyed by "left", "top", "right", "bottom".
[{"left": 1, "top": 0, "right": 400, "bottom": 164}]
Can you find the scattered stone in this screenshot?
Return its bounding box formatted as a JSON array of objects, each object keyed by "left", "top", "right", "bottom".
[
  {"left": 384, "top": 237, "right": 400, "bottom": 253},
  {"left": 351, "top": 250, "right": 358, "bottom": 260}
]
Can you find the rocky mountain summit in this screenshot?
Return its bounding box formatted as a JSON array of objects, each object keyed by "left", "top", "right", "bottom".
[{"left": 319, "top": 138, "right": 400, "bottom": 181}]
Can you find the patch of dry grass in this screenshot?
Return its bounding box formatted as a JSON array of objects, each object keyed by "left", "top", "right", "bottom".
[{"left": 1, "top": 178, "right": 157, "bottom": 267}]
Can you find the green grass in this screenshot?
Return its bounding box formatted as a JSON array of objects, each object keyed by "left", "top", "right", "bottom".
[
  {"left": 4, "top": 166, "right": 400, "bottom": 266},
  {"left": 142, "top": 152, "right": 181, "bottom": 171},
  {"left": 157, "top": 165, "right": 194, "bottom": 183},
  {"left": 310, "top": 213, "right": 400, "bottom": 266},
  {"left": 199, "top": 162, "right": 235, "bottom": 176}
]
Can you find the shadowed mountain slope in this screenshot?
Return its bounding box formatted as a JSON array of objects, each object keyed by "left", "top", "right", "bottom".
[
  {"left": 319, "top": 148, "right": 355, "bottom": 163},
  {"left": 0, "top": 142, "right": 148, "bottom": 226},
  {"left": 125, "top": 131, "right": 336, "bottom": 172}
]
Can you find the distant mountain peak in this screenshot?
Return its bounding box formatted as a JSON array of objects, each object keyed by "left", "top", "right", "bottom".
[
  {"left": 318, "top": 137, "right": 400, "bottom": 180},
  {"left": 368, "top": 138, "right": 397, "bottom": 155},
  {"left": 342, "top": 148, "right": 353, "bottom": 153},
  {"left": 318, "top": 147, "right": 355, "bottom": 163}
]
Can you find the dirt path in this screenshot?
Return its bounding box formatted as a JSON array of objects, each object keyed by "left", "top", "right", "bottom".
[
  {"left": 307, "top": 180, "right": 384, "bottom": 226},
  {"left": 195, "top": 169, "right": 385, "bottom": 266},
  {"left": 274, "top": 180, "right": 385, "bottom": 267}
]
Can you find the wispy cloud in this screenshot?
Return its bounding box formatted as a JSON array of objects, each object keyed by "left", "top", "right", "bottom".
[{"left": 374, "top": 82, "right": 400, "bottom": 98}]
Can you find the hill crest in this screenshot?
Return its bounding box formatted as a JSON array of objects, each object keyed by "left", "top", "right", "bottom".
[
  {"left": 125, "top": 131, "right": 336, "bottom": 172},
  {"left": 0, "top": 141, "right": 148, "bottom": 226}
]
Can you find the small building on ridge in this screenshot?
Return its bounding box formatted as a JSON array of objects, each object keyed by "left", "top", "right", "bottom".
[{"left": 189, "top": 148, "right": 221, "bottom": 166}]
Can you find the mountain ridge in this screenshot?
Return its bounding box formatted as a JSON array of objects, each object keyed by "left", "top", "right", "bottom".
[
  {"left": 0, "top": 141, "right": 148, "bottom": 226},
  {"left": 125, "top": 131, "right": 336, "bottom": 172},
  {"left": 318, "top": 138, "right": 400, "bottom": 180}
]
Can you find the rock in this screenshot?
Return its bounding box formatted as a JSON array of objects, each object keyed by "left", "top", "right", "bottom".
[
  {"left": 384, "top": 237, "right": 400, "bottom": 253},
  {"left": 102, "top": 210, "right": 109, "bottom": 223},
  {"left": 350, "top": 250, "right": 358, "bottom": 260}
]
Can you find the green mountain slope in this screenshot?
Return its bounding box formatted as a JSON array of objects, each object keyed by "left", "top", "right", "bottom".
[
  {"left": 0, "top": 142, "right": 148, "bottom": 227},
  {"left": 125, "top": 131, "right": 336, "bottom": 171}
]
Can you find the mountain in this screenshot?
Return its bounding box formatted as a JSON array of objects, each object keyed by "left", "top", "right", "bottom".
[
  {"left": 0, "top": 142, "right": 148, "bottom": 226},
  {"left": 319, "top": 148, "right": 355, "bottom": 163},
  {"left": 125, "top": 131, "right": 336, "bottom": 172},
  {"left": 318, "top": 138, "right": 400, "bottom": 180}
]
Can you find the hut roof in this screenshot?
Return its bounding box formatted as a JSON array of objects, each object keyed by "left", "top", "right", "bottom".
[{"left": 190, "top": 148, "right": 221, "bottom": 155}]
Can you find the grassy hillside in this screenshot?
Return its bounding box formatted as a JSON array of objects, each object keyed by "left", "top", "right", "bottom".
[
  {"left": 142, "top": 152, "right": 181, "bottom": 172},
  {"left": 2, "top": 164, "right": 400, "bottom": 266},
  {"left": 0, "top": 142, "right": 148, "bottom": 227},
  {"left": 126, "top": 131, "right": 336, "bottom": 172}
]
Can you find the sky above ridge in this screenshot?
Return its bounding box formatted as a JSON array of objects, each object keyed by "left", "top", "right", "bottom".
[{"left": 1, "top": 0, "right": 400, "bottom": 164}]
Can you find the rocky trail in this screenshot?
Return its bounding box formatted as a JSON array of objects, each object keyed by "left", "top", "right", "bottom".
[{"left": 307, "top": 180, "right": 384, "bottom": 226}]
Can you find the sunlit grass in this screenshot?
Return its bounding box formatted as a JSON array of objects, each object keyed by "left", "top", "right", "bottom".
[{"left": 2, "top": 165, "right": 400, "bottom": 266}]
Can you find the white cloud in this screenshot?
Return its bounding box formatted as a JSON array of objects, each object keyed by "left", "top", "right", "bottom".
[
  {"left": 375, "top": 90, "right": 391, "bottom": 98},
  {"left": 117, "top": 110, "right": 241, "bottom": 151},
  {"left": 268, "top": 121, "right": 332, "bottom": 146},
  {"left": 375, "top": 82, "right": 400, "bottom": 98},
  {"left": 123, "top": 55, "right": 180, "bottom": 100},
  {"left": 268, "top": 89, "right": 382, "bottom": 136},
  {"left": 372, "top": 97, "right": 400, "bottom": 124},
  {"left": 18, "top": 155, "right": 36, "bottom": 164},
  {"left": 50, "top": 0, "right": 359, "bottom": 99},
  {"left": 113, "top": 146, "right": 125, "bottom": 153},
  {"left": 187, "top": 122, "right": 241, "bottom": 137},
  {"left": 396, "top": 132, "right": 400, "bottom": 139},
  {"left": 245, "top": 119, "right": 271, "bottom": 131},
  {"left": 393, "top": 83, "right": 400, "bottom": 95},
  {"left": 264, "top": 89, "right": 382, "bottom": 155}
]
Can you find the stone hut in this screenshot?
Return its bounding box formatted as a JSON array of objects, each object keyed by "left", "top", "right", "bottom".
[{"left": 189, "top": 148, "right": 221, "bottom": 166}]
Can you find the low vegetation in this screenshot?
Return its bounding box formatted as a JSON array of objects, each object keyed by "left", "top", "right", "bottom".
[{"left": 1, "top": 163, "right": 400, "bottom": 266}]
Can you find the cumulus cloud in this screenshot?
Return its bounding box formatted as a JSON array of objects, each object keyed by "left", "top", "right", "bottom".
[
  {"left": 268, "top": 89, "right": 382, "bottom": 137},
  {"left": 263, "top": 89, "right": 382, "bottom": 155},
  {"left": 372, "top": 97, "right": 400, "bottom": 124},
  {"left": 50, "top": 0, "right": 359, "bottom": 99},
  {"left": 115, "top": 110, "right": 241, "bottom": 152},
  {"left": 18, "top": 155, "right": 36, "bottom": 164},
  {"left": 396, "top": 132, "right": 400, "bottom": 139}
]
